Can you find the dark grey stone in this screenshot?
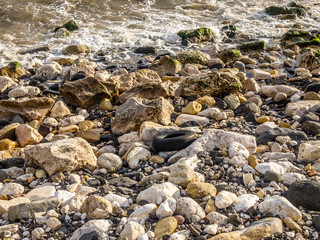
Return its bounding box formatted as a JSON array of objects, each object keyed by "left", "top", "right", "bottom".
[
  {"left": 264, "top": 171, "right": 281, "bottom": 183},
  {"left": 301, "top": 121, "right": 320, "bottom": 135},
  {"left": 257, "top": 127, "right": 308, "bottom": 145}
]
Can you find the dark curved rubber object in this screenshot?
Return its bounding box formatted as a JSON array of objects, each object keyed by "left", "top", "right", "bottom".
[{"left": 152, "top": 130, "right": 196, "bottom": 152}]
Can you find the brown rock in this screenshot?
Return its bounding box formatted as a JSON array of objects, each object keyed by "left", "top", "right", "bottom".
[
  {"left": 0, "top": 97, "right": 54, "bottom": 121},
  {"left": 15, "top": 124, "right": 43, "bottom": 147},
  {"left": 112, "top": 97, "right": 174, "bottom": 135},
  {"left": 62, "top": 45, "right": 91, "bottom": 55},
  {"left": 80, "top": 195, "right": 112, "bottom": 219},
  {"left": 0, "top": 62, "right": 29, "bottom": 78},
  {"left": 186, "top": 182, "right": 217, "bottom": 198},
  {"left": 60, "top": 77, "right": 117, "bottom": 108},
  {"left": 0, "top": 123, "right": 20, "bottom": 140},
  {"left": 150, "top": 55, "right": 182, "bottom": 77},
  {"left": 0, "top": 139, "right": 18, "bottom": 151}
]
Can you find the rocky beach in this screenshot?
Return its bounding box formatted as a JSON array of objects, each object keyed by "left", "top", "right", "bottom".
[{"left": 1, "top": 1, "right": 320, "bottom": 240}]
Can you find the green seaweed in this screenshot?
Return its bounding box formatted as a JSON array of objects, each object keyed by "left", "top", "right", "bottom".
[
  {"left": 239, "top": 41, "right": 265, "bottom": 53},
  {"left": 282, "top": 30, "right": 311, "bottom": 41}
]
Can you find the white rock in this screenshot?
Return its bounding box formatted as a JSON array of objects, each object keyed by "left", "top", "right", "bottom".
[
  {"left": 62, "top": 195, "right": 86, "bottom": 212},
  {"left": 104, "top": 193, "right": 129, "bottom": 208},
  {"left": 24, "top": 185, "right": 56, "bottom": 201},
  {"left": 43, "top": 117, "right": 58, "bottom": 127},
  {"left": 262, "top": 152, "right": 295, "bottom": 161},
  {"left": 137, "top": 233, "right": 149, "bottom": 240},
  {"left": 255, "top": 122, "right": 277, "bottom": 135},
  {"left": 70, "top": 220, "right": 111, "bottom": 240},
  {"left": 215, "top": 191, "right": 237, "bottom": 209},
  {"left": 97, "top": 153, "right": 122, "bottom": 171},
  {"left": 251, "top": 69, "right": 272, "bottom": 80},
  {"left": 169, "top": 230, "right": 190, "bottom": 240},
  {"left": 0, "top": 76, "right": 17, "bottom": 93},
  {"left": 298, "top": 141, "right": 320, "bottom": 162},
  {"left": 207, "top": 212, "right": 228, "bottom": 225},
  {"left": 68, "top": 174, "right": 81, "bottom": 184},
  {"left": 175, "top": 197, "right": 206, "bottom": 222},
  {"left": 50, "top": 101, "right": 71, "bottom": 118},
  {"left": 139, "top": 121, "right": 178, "bottom": 142},
  {"left": 285, "top": 100, "right": 320, "bottom": 117},
  {"left": 0, "top": 183, "right": 24, "bottom": 197},
  {"left": 15, "top": 124, "right": 43, "bottom": 147},
  {"left": 8, "top": 86, "right": 40, "bottom": 98},
  {"left": 175, "top": 114, "right": 209, "bottom": 126},
  {"left": 61, "top": 115, "right": 85, "bottom": 126},
  {"left": 255, "top": 162, "right": 285, "bottom": 175},
  {"left": 197, "top": 108, "right": 220, "bottom": 118},
  {"left": 228, "top": 142, "right": 249, "bottom": 158},
  {"left": 260, "top": 85, "right": 299, "bottom": 98},
  {"left": 281, "top": 173, "right": 306, "bottom": 185},
  {"left": 120, "top": 221, "right": 145, "bottom": 240},
  {"left": 127, "top": 147, "right": 151, "bottom": 169},
  {"left": 203, "top": 224, "right": 218, "bottom": 235},
  {"left": 118, "top": 132, "right": 140, "bottom": 144},
  {"left": 259, "top": 196, "right": 302, "bottom": 221},
  {"left": 129, "top": 203, "right": 157, "bottom": 224},
  {"left": 169, "top": 129, "right": 256, "bottom": 163},
  {"left": 137, "top": 182, "right": 180, "bottom": 205},
  {"left": 32, "top": 228, "right": 45, "bottom": 240},
  {"left": 243, "top": 174, "right": 253, "bottom": 186},
  {"left": 156, "top": 197, "right": 176, "bottom": 219},
  {"left": 233, "top": 194, "right": 259, "bottom": 212},
  {"left": 55, "top": 190, "right": 76, "bottom": 203},
  {"left": 46, "top": 217, "right": 61, "bottom": 230}
]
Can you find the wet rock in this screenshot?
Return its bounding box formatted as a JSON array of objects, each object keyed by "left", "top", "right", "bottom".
[
  {"left": 298, "top": 141, "right": 320, "bottom": 162},
  {"left": 239, "top": 41, "right": 265, "bottom": 53},
  {"left": 8, "top": 197, "right": 61, "bottom": 222},
  {"left": 208, "top": 217, "right": 283, "bottom": 240},
  {"left": 15, "top": 124, "right": 43, "bottom": 147},
  {"left": 24, "top": 137, "right": 97, "bottom": 176},
  {"left": 259, "top": 196, "right": 302, "bottom": 220},
  {"left": 179, "top": 70, "right": 241, "bottom": 97},
  {"left": 217, "top": 49, "right": 242, "bottom": 63},
  {"left": 150, "top": 55, "right": 182, "bottom": 77},
  {"left": 186, "top": 182, "right": 216, "bottom": 198},
  {"left": 135, "top": 46, "right": 157, "bottom": 54},
  {"left": 154, "top": 216, "right": 178, "bottom": 239},
  {"left": 215, "top": 191, "right": 237, "bottom": 209},
  {"left": 63, "top": 44, "right": 91, "bottom": 55},
  {"left": 0, "top": 62, "right": 29, "bottom": 78},
  {"left": 60, "top": 77, "right": 116, "bottom": 108},
  {"left": 175, "top": 197, "right": 206, "bottom": 222},
  {"left": 287, "top": 180, "right": 320, "bottom": 211},
  {"left": 137, "top": 182, "right": 180, "bottom": 205},
  {"left": 55, "top": 20, "right": 79, "bottom": 32},
  {"left": 257, "top": 127, "right": 307, "bottom": 145},
  {"left": 107, "top": 69, "right": 161, "bottom": 93},
  {"left": 297, "top": 48, "right": 320, "bottom": 70},
  {"left": 35, "top": 62, "right": 62, "bottom": 80},
  {"left": 80, "top": 195, "right": 113, "bottom": 219},
  {"left": 0, "top": 97, "right": 54, "bottom": 121},
  {"left": 112, "top": 97, "right": 173, "bottom": 135},
  {"left": 177, "top": 50, "right": 210, "bottom": 65},
  {"left": 178, "top": 28, "right": 213, "bottom": 43}
]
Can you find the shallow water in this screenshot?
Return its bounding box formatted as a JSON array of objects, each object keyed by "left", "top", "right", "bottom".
[{"left": 0, "top": 0, "right": 319, "bottom": 67}]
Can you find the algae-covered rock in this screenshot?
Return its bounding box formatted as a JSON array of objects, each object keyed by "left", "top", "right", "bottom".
[
  {"left": 0, "top": 62, "right": 29, "bottom": 79},
  {"left": 265, "top": 4, "right": 306, "bottom": 17},
  {"left": 150, "top": 55, "right": 182, "bottom": 77},
  {"left": 178, "top": 27, "right": 213, "bottom": 43},
  {"left": 281, "top": 29, "right": 315, "bottom": 48},
  {"left": 217, "top": 49, "right": 242, "bottom": 63},
  {"left": 221, "top": 25, "right": 237, "bottom": 38},
  {"left": 179, "top": 70, "right": 241, "bottom": 97},
  {"left": 55, "top": 20, "right": 79, "bottom": 32},
  {"left": 239, "top": 41, "right": 265, "bottom": 53},
  {"left": 177, "top": 50, "right": 211, "bottom": 65}
]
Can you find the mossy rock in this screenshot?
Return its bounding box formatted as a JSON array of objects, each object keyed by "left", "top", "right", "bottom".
[
  {"left": 0, "top": 62, "right": 29, "bottom": 78},
  {"left": 265, "top": 6, "right": 306, "bottom": 17},
  {"left": 281, "top": 29, "right": 320, "bottom": 48},
  {"left": 178, "top": 27, "right": 214, "bottom": 43},
  {"left": 297, "top": 48, "right": 320, "bottom": 70},
  {"left": 150, "top": 55, "right": 182, "bottom": 77},
  {"left": 217, "top": 49, "right": 242, "bottom": 63},
  {"left": 239, "top": 41, "right": 265, "bottom": 53},
  {"left": 221, "top": 25, "right": 237, "bottom": 38},
  {"left": 177, "top": 50, "right": 211, "bottom": 65},
  {"left": 55, "top": 20, "right": 79, "bottom": 32}
]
